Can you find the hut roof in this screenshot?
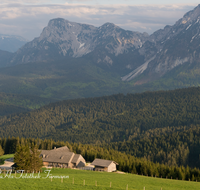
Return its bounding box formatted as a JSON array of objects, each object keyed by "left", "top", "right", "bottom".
[
  {"left": 40, "top": 150, "right": 74, "bottom": 164},
  {"left": 71, "top": 154, "right": 83, "bottom": 164},
  {"left": 91, "top": 158, "right": 118, "bottom": 167},
  {"left": 52, "top": 146, "right": 70, "bottom": 152}
]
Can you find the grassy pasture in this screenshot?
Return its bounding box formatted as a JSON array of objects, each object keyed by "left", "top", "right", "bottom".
[
  {"left": 0, "top": 154, "right": 14, "bottom": 165},
  {"left": 0, "top": 168, "right": 199, "bottom": 190}
]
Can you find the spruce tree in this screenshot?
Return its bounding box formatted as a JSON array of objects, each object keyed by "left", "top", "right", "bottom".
[
  {"left": 30, "top": 143, "right": 43, "bottom": 172},
  {"left": 0, "top": 144, "right": 4, "bottom": 156},
  {"left": 14, "top": 143, "right": 43, "bottom": 172},
  {"left": 14, "top": 144, "right": 31, "bottom": 171}
]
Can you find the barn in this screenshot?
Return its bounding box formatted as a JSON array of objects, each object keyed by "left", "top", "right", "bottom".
[
  {"left": 91, "top": 158, "right": 118, "bottom": 172},
  {"left": 40, "top": 146, "right": 86, "bottom": 168}
]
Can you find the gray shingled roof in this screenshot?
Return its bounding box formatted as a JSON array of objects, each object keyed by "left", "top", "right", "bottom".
[
  {"left": 39, "top": 146, "right": 86, "bottom": 165},
  {"left": 52, "top": 146, "right": 70, "bottom": 152},
  {"left": 71, "top": 154, "right": 81, "bottom": 164},
  {"left": 91, "top": 158, "right": 118, "bottom": 167},
  {"left": 40, "top": 150, "right": 74, "bottom": 164}
]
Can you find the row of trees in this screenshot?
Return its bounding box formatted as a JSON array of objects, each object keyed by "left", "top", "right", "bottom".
[{"left": 1, "top": 125, "right": 200, "bottom": 168}]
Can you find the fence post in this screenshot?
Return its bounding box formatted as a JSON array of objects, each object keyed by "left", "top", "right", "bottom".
[
  {"left": 126, "top": 184, "right": 128, "bottom": 190},
  {"left": 95, "top": 181, "right": 97, "bottom": 186},
  {"left": 51, "top": 176, "right": 52, "bottom": 182},
  {"left": 110, "top": 182, "right": 112, "bottom": 188},
  {"left": 143, "top": 187, "right": 145, "bottom": 190},
  {"left": 83, "top": 179, "right": 85, "bottom": 186},
  {"left": 3, "top": 169, "right": 6, "bottom": 177},
  {"left": 72, "top": 177, "right": 74, "bottom": 184},
  {"left": 61, "top": 177, "right": 63, "bottom": 183}
]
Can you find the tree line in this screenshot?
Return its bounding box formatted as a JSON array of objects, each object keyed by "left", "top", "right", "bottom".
[{"left": 1, "top": 137, "right": 200, "bottom": 181}]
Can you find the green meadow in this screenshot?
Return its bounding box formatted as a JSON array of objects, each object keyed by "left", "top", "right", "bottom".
[
  {"left": 0, "top": 168, "right": 200, "bottom": 190},
  {"left": 0, "top": 154, "right": 14, "bottom": 165}
]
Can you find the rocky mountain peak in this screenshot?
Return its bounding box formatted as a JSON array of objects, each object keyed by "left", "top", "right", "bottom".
[
  {"left": 99, "top": 22, "right": 118, "bottom": 30},
  {"left": 123, "top": 4, "right": 200, "bottom": 83},
  {"left": 181, "top": 4, "right": 200, "bottom": 22},
  {"left": 10, "top": 18, "right": 148, "bottom": 64},
  {"left": 48, "top": 18, "right": 67, "bottom": 26}
]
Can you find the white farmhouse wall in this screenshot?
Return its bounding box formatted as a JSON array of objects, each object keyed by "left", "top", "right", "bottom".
[{"left": 108, "top": 162, "right": 117, "bottom": 172}]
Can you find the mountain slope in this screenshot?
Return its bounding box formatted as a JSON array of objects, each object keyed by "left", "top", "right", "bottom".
[
  {"left": 0, "top": 58, "right": 132, "bottom": 100},
  {"left": 0, "top": 34, "right": 28, "bottom": 53},
  {"left": 123, "top": 4, "right": 200, "bottom": 84},
  {"left": 0, "top": 50, "right": 14, "bottom": 67}
]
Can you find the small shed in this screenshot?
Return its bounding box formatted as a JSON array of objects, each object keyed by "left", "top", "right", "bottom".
[{"left": 91, "top": 158, "right": 118, "bottom": 172}]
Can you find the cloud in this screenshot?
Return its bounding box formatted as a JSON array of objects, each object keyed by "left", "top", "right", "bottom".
[{"left": 0, "top": 3, "right": 197, "bottom": 40}]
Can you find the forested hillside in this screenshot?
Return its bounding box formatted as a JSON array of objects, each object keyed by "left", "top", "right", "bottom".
[
  {"left": 107, "top": 125, "right": 200, "bottom": 168},
  {"left": 0, "top": 102, "right": 30, "bottom": 117},
  {"left": 1, "top": 87, "right": 200, "bottom": 142},
  {"left": 0, "top": 92, "right": 56, "bottom": 116},
  {"left": 1, "top": 87, "right": 200, "bottom": 168}
]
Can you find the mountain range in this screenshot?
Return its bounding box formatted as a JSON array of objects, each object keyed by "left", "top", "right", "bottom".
[
  {"left": 0, "top": 34, "right": 28, "bottom": 53},
  {"left": 1, "top": 5, "right": 200, "bottom": 105},
  {"left": 122, "top": 4, "right": 200, "bottom": 83}
]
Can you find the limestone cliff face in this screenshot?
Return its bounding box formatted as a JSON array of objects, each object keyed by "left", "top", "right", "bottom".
[
  {"left": 10, "top": 18, "right": 148, "bottom": 65},
  {"left": 122, "top": 4, "right": 200, "bottom": 82}
]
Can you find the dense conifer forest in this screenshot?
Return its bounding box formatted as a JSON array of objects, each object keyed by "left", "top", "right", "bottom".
[
  {"left": 1, "top": 87, "right": 200, "bottom": 168},
  {"left": 1, "top": 137, "right": 200, "bottom": 181},
  {"left": 0, "top": 92, "right": 55, "bottom": 111}
]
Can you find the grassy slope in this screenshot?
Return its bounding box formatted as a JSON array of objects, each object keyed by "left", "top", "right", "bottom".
[
  {"left": 0, "top": 154, "right": 14, "bottom": 165},
  {"left": 1, "top": 168, "right": 199, "bottom": 190}
]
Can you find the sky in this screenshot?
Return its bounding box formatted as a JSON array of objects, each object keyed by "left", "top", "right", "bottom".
[{"left": 0, "top": 1, "right": 199, "bottom": 41}]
